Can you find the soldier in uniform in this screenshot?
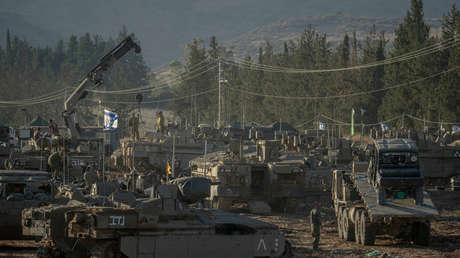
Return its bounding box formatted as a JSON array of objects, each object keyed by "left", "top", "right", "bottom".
[
  {"left": 128, "top": 170, "right": 138, "bottom": 192},
  {"left": 129, "top": 113, "right": 140, "bottom": 141},
  {"left": 48, "top": 119, "right": 59, "bottom": 137},
  {"left": 83, "top": 166, "right": 98, "bottom": 189},
  {"left": 310, "top": 202, "right": 321, "bottom": 250},
  {"left": 156, "top": 111, "right": 165, "bottom": 134}
]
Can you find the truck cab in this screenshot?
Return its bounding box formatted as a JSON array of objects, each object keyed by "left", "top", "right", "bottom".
[{"left": 368, "top": 138, "right": 424, "bottom": 205}]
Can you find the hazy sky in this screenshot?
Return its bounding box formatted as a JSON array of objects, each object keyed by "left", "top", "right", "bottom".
[{"left": 1, "top": 0, "right": 459, "bottom": 67}]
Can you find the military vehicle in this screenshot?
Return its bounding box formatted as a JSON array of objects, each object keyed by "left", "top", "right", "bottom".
[
  {"left": 190, "top": 140, "right": 306, "bottom": 213},
  {"left": 119, "top": 134, "right": 205, "bottom": 174},
  {"left": 332, "top": 138, "right": 438, "bottom": 246},
  {"left": 5, "top": 149, "right": 50, "bottom": 171},
  {"left": 0, "top": 169, "right": 55, "bottom": 239},
  {"left": 120, "top": 138, "right": 169, "bottom": 173},
  {"left": 22, "top": 184, "right": 292, "bottom": 258},
  {"left": 0, "top": 123, "right": 12, "bottom": 169},
  {"left": 414, "top": 133, "right": 460, "bottom": 189}
]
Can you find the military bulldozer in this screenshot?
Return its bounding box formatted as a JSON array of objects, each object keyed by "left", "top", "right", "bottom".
[
  {"left": 22, "top": 184, "right": 292, "bottom": 258},
  {"left": 367, "top": 138, "right": 424, "bottom": 205}
]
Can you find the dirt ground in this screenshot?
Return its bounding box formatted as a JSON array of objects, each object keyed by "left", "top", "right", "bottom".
[{"left": 247, "top": 190, "right": 460, "bottom": 258}]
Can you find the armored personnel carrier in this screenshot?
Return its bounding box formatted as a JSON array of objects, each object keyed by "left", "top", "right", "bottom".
[
  {"left": 332, "top": 138, "right": 438, "bottom": 246},
  {"left": 0, "top": 169, "right": 55, "bottom": 239},
  {"left": 5, "top": 149, "right": 50, "bottom": 171},
  {"left": 190, "top": 140, "right": 306, "bottom": 212},
  {"left": 414, "top": 134, "right": 460, "bottom": 189},
  {"left": 119, "top": 134, "right": 205, "bottom": 177},
  {"left": 22, "top": 184, "right": 292, "bottom": 258}
]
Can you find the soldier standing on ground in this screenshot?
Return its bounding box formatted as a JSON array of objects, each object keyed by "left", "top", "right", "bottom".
[
  {"left": 156, "top": 111, "right": 165, "bottom": 134},
  {"left": 310, "top": 202, "right": 322, "bottom": 251}
]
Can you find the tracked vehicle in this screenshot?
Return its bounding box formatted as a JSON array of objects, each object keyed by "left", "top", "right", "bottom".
[
  {"left": 190, "top": 140, "right": 306, "bottom": 212},
  {"left": 332, "top": 138, "right": 438, "bottom": 246},
  {"left": 22, "top": 184, "right": 291, "bottom": 258},
  {"left": 0, "top": 169, "right": 54, "bottom": 239}
]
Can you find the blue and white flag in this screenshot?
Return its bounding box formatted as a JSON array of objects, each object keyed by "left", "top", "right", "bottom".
[
  {"left": 8, "top": 127, "right": 15, "bottom": 138},
  {"left": 318, "top": 122, "right": 326, "bottom": 130},
  {"left": 381, "top": 123, "right": 389, "bottom": 132},
  {"left": 453, "top": 125, "right": 460, "bottom": 134},
  {"left": 104, "top": 109, "right": 118, "bottom": 131}
]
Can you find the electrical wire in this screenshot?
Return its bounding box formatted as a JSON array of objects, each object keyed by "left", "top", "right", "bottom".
[
  {"left": 88, "top": 60, "right": 217, "bottom": 95},
  {"left": 0, "top": 87, "right": 70, "bottom": 104},
  {"left": 405, "top": 114, "right": 459, "bottom": 125},
  {"left": 221, "top": 36, "right": 460, "bottom": 73},
  {"left": 228, "top": 66, "right": 459, "bottom": 100},
  {"left": 87, "top": 88, "right": 218, "bottom": 104}
]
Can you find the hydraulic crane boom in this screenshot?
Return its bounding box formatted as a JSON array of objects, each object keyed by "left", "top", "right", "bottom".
[{"left": 63, "top": 36, "right": 141, "bottom": 140}]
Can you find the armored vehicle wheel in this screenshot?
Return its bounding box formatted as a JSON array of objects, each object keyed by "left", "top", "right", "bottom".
[
  {"left": 337, "top": 207, "right": 344, "bottom": 239},
  {"left": 277, "top": 240, "right": 293, "bottom": 258},
  {"left": 359, "top": 211, "right": 376, "bottom": 245},
  {"left": 354, "top": 210, "right": 361, "bottom": 244},
  {"left": 342, "top": 208, "right": 355, "bottom": 241},
  {"left": 411, "top": 222, "right": 430, "bottom": 246}
]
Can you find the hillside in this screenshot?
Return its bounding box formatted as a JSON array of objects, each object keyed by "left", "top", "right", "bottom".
[
  {"left": 0, "top": 0, "right": 458, "bottom": 66},
  {"left": 0, "top": 12, "right": 60, "bottom": 47},
  {"left": 224, "top": 14, "right": 443, "bottom": 57}
]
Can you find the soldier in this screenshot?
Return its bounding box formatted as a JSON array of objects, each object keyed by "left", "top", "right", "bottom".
[
  {"left": 48, "top": 119, "right": 59, "bottom": 137},
  {"left": 129, "top": 113, "right": 140, "bottom": 141},
  {"left": 310, "top": 202, "right": 321, "bottom": 251},
  {"left": 156, "top": 111, "right": 165, "bottom": 134},
  {"left": 83, "top": 166, "right": 98, "bottom": 189},
  {"left": 128, "top": 170, "right": 138, "bottom": 192}
]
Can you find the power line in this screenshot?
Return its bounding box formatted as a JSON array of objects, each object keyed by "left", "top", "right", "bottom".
[
  {"left": 228, "top": 66, "right": 459, "bottom": 100},
  {"left": 88, "top": 60, "right": 217, "bottom": 95},
  {"left": 222, "top": 36, "right": 460, "bottom": 73},
  {"left": 89, "top": 88, "right": 218, "bottom": 104}
]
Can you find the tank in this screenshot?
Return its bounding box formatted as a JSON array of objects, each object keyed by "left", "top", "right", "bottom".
[
  {"left": 0, "top": 169, "right": 55, "bottom": 239},
  {"left": 22, "top": 184, "right": 292, "bottom": 258}
]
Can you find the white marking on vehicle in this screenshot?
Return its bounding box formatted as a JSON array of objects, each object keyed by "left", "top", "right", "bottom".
[{"left": 257, "top": 239, "right": 267, "bottom": 251}]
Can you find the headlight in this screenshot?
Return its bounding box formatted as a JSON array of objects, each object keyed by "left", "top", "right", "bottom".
[
  {"left": 219, "top": 167, "right": 224, "bottom": 172},
  {"left": 454, "top": 151, "right": 460, "bottom": 158},
  {"left": 410, "top": 155, "right": 417, "bottom": 162}
]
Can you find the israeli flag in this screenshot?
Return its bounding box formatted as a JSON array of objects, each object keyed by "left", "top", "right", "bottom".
[
  {"left": 381, "top": 123, "right": 389, "bottom": 132},
  {"left": 8, "top": 127, "right": 15, "bottom": 138},
  {"left": 104, "top": 109, "right": 118, "bottom": 131},
  {"left": 319, "top": 122, "right": 326, "bottom": 130},
  {"left": 453, "top": 125, "right": 460, "bottom": 134}
]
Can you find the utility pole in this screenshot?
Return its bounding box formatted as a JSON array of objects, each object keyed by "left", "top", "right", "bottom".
[
  {"left": 218, "top": 60, "right": 221, "bottom": 128},
  {"left": 218, "top": 59, "right": 227, "bottom": 128}
]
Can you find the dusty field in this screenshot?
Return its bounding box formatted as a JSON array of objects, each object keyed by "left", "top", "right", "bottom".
[{"left": 247, "top": 190, "right": 460, "bottom": 258}]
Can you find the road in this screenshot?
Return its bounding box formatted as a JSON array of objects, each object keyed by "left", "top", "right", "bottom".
[{"left": 247, "top": 190, "right": 460, "bottom": 257}]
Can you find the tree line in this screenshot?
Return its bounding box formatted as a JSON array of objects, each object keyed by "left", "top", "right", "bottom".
[
  {"left": 169, "top": 0, "right": 460, "bottom": 132},
  {"left": 0, "top": 0, "right": 458, "bottom": 134},
  {"left": 0, "top": 27, "right": 149, "bottom": 130}
]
